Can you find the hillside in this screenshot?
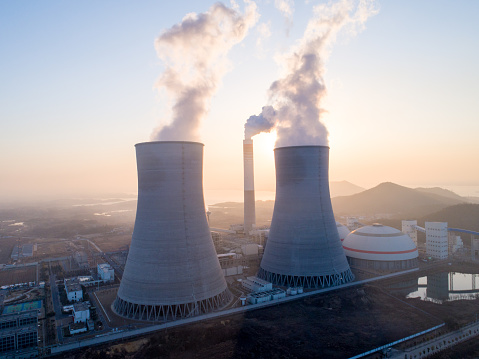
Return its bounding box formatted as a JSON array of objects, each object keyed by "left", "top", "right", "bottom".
[
  {"left": 414, "top": 187, "right": 465, "bottom": 201},
  {"left": 332, "top": 182, "right": 467, "bottom": 218},
  {"left": 418, "top": 203, "right": 479, "bottom": 233}
]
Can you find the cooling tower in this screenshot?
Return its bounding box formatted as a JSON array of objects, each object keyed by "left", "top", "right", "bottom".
[
  {"left": 258, "top": 145, "right": 354, "bottom": 288},
  {"left": 113, "top": 141, "right": 230, "bottom": 321},
  {"left": 243, "top": 139, "right": 256, "bottom": 234}
]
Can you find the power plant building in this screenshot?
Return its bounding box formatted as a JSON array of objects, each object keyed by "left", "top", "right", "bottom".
[
  {"left": 342, "top": 224, "right": 418, "bottom": 272},
  {"left": 426, "top": 222, "right": 448, "bottom": 259},
  {"left": 402, "top": 220, "right": 418, "bottom": 246},
  {"left": 259, "top": 146, "right": 354, "bottom": 288},
  {"left": 64, "top": 278, "right": 83, "bottom": 302},
  {"left": 114, "top": 141, "right": 230, "bottom": 321},
  {"left": 241, "top": 276, "right": 272, "bottom": 293},
  {"left": 0, "top": 310, "right": 38, "bottom": 357},
  {"left": 97, "top": 263, "right": 114, "bottom": 283}
]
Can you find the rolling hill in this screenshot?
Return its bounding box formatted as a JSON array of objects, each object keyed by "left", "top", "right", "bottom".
[
  {"left": 332, "top": 182, "right": 468, "bottom": 218},
  {"left": 418, "top": 203, "right": 479, "bottom": 233}
]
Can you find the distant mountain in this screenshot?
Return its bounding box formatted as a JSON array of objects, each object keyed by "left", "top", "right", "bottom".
[
  {"left": 330, "top": 181, "right": 365, "bottom": 198},
  {"left": 414, "top": 187, "right": 465, "bottom": 202},
  {"left": 466, "top": 196, "right": 479, "bottom": 204},
  {"left": 332, "top": 182, "right": 468, "bottom": 218},
  {"left": 418, "top": 203, "right": 479, "bottom": 233}
]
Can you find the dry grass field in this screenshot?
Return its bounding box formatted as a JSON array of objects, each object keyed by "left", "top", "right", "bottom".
[
  {"left": 91, "top": 234, "right": 132, "bottom": 252},
  {"left": 0, "top": 266, "right": 36, "bottom": 286},
  {"left": 0, "top": 237, "right": 19, "bottom": 263}
]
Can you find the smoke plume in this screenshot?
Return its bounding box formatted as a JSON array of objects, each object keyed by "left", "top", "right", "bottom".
[
  {"left": 245, "top": 0, "right": 377, "bottom": 147},
  {"left": 244, "top": 106, "right": 277, "bottom": 139},
  {"left": 151, "top": 2, "right": 258, "bottom": 142}
]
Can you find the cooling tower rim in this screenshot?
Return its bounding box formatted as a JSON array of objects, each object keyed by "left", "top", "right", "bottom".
[
  {"left": 135, "top": 140, "right": 204, "bottom": 147},
  {"left": 274, "top": 145, "right": 329, "bottom": 151}
]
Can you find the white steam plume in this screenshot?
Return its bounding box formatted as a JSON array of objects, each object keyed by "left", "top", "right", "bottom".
[
  {"left": 151, "top": 2, "right": 258, "bottom": 142},
  {"left": 244, "top": 106, "right": 277, "bottom": 139},
  {"left": 275, "top": 0, "right": 294, "bottom": 35},
  {"left": 244, "top": 0, "right": 377, "bottom": 147}
]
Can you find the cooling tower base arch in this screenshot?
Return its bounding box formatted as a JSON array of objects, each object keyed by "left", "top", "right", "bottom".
[
  {"left": 113, "top": 288, "right": 232, "bottom": 322},
  {"left": 257, "top": 268, "right": 354, "bottom": 289}
]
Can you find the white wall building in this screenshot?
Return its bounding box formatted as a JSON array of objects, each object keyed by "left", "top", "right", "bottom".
[
  {"left": 241, "top": 244, "right": 259, "bottom": 256},
  {"left": 426, "top": 222, "right": 448, "bottom": 259},
  {"left": 97, "top": 263, "right": 114, "bottom": 283},
  {"left": 73, "top": 302, "right": 90, "bottom": 323},
  {"left": 346, "top": 217, "right": 361, "bottom": 231},
  {"left": 402, "top": 220, "right": 418, "bottom": 246},
  {"left": 241, "top": 276, "right": 272, "bottom": 293},
  {"left": 64, "top": 278, "right": 83, "bottom": 302}
]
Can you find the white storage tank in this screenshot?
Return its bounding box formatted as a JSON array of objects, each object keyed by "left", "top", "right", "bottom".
[{"left": 343, "top": 224, "right": 418, "bottom": 272}]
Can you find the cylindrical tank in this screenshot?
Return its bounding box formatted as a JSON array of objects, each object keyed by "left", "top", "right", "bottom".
[
  {"left": 258, "top": 145, "right": 354, "bottom": 288},
  {"left": 243, "top": 139, "right": 256, "bottom": 233},
  {"left": 114, "top": 141, "right": 230, "bottom": 321}
]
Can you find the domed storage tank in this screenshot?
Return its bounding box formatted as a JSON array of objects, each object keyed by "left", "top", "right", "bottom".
[
  {"left": 342, "top": 224, "right": 418, "bottom": 272},
  {"left": 258, "top": 145, "right": 354, "bottom": 288},
  {"left": 336, "top": 222, "right": 350, "bottom": 242},
  {"left": 114, "top": 141, "right": 230, "bottom": 321}
]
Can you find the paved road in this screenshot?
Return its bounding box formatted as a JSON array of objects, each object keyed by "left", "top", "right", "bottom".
[{"left": 49, "top": 274, "right": 64, "bottom": 343}]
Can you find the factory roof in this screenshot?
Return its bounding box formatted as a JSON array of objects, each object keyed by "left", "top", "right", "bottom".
[
  {"left": 342, "top": 224, "right": 418, "bottom": 261},
  {"left": 73, "top": 302, "right": 89, "bottom": 312},
  {"left": 65, "top": 278, "right": 82, "bottom": 293}
]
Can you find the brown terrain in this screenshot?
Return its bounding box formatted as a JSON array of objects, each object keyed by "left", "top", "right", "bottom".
[
  {"left": 62, "top": 263, "right": 479, "bottom": 359},
  {"left": 0, "top": 266, "right": 36, "bottom": 286}
]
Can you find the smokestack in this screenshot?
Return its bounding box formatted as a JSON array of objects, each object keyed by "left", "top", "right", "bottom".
[
  {"left": 258, "top": 145, "right": 354, "bottom": 288},
  {"left": 114, "top": 141, "right": 230, "bottom": 321},
  {"left": 243, "top": 138, "right": 256, "bottom": 234}
]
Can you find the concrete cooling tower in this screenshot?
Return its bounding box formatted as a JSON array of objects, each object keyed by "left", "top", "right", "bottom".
[
  {"left": 258, "top": 145, "right": 354, "bottom": 288},
  {"left": 114, "top": 141, "right": 230, "bottom": 321}
]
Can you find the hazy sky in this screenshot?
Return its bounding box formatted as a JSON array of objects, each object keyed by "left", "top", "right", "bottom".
[{"left": 1, "top": 1, "right": 478, "bottom": 200}]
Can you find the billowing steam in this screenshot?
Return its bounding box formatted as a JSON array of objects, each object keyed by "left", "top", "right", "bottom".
[
  {"left": 244, "top": 106, "right": 276, "bottom": 140},
  {"left": 151, "top": 2, "right": 258, "bottom": 142},
  {"left": 244, "top": 0, "right": 377, "bottom": 147}
]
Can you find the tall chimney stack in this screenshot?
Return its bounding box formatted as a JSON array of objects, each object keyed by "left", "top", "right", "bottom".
[{"left": 243, "top": 138, "right": 256, "bottom": 234}]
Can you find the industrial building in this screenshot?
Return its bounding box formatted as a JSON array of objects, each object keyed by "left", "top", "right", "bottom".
[
  {"left": 241, "top": 276, "right": 272, "bottom": 292},
  {"left": 342, "top": 224, "right": 418, "bottom": 272},
  {"left": 248, "top": 288, "right": 286, "bottom": 304},
  {"left": 401, "top": 221, "right": 479, "bottom": 260},
  {"left": 426, "top": 222, "right": 448, "bottom": 260},
  {"left": 402, "top": 220, "right": 418, "bottom": 246},
  {"left": 243, "top": 138, "right": 256, "bottom": 234},
  {"left": 0, "top": 310, "right": 38, "bottom": 357},
  {"left": 97, "top": 263, "right": 114, "bottom": 283},
  {"left": 73, "top": 302, "right": 90, "bottom": 323},
  {"left": 259, "top": 146, "right": 354, "bottom": 288},
  {"left": 64, "top": 278, "right": 83, "bottom": 302},
  {"left": 114, "top": 141, "right": 230, "bottom": 321}
]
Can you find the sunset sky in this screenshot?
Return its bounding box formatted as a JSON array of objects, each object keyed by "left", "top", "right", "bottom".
[{"left": 1, "top": 1, "right": 478, "bottom": 201}]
